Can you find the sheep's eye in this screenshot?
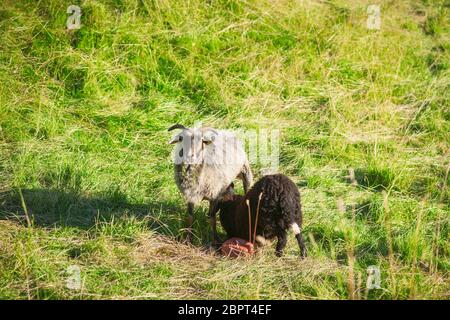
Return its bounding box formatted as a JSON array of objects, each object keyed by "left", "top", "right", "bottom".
[{"left": 178, "top": 136, "right": 183, "bottom": 142}]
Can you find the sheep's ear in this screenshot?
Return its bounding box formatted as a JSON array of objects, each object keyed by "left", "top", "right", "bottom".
[
  {"left": 202, "top": 129, "right": 217, "bottom": 144},
  {"left": 224, "top": 183, "right": 235, "bottom": 196},
  {"left": 202, "top": 137, "right": 215, "bottom": 144},
  {"left": 168, "top": 135, "right": 181, "bottom": 144}
]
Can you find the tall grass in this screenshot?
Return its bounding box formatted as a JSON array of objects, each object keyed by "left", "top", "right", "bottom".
[{"left": 0, "top": 0, "right": 448, "bottom": 299}]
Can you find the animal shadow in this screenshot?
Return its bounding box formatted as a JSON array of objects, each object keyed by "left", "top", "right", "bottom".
[{"left": 0, "top": 188, "right": 184, "bottom": 235}]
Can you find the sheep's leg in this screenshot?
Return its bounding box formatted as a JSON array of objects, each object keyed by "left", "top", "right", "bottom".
[
  {"left": 292, "top": 221, "right": 306, "bottom": 258},
  {"left": 241, "top": 162, "right": 253, "bottom": 193},
  {"left": 275, "top": 231, "right": 288, "bottom": 257},
  {"left": 185, "top": 202, "right": 195, "bottom": 243},
  {"left": 295, "top": 233, "right": 307, "bottom": 259},
  {"left": 208, "top": 200, "right": 219, "bottom": 246}
]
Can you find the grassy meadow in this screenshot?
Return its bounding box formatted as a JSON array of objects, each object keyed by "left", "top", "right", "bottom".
[{"left": 0, "top": 0, "right": 449, "bottom": 299}]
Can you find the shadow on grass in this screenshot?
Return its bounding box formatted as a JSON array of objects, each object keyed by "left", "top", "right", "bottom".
[
  {"left": 0, "top": 189, "right": 232, "bottom": 252},
  {"left": 0, "top": 188, "right": 188, "bottom": 236},
  {"left": 341, "top": 167, "right": 395, "bottom": 191}
]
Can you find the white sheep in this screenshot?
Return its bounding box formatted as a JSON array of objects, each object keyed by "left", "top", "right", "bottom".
[{"left": 168, "top": 124, "right": 253, "bottom": 244}]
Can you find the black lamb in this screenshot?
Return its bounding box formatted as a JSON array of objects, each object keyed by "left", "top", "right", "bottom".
[{"left": 218, "top": 174, "right": 307, "bottom": 258}]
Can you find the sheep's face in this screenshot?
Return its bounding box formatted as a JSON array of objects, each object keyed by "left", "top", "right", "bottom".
[{"left": 168, "top": 125, "right": 217, "bottom": 165}]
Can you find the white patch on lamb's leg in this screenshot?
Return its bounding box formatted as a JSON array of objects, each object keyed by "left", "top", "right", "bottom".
[
  {"left": 255, "top": 235, "right": 267, "bottom": 246},
  {"left": 291, "top": 223, "right": 301, "bottom": 235}
]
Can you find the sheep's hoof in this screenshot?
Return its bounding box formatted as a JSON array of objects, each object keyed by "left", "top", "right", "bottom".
[
  {"left": 181, "top": 232, "right": 193, "bottom": 244},
  {"left": 210, "top": 240, "right": 222, "bottom": 250}
]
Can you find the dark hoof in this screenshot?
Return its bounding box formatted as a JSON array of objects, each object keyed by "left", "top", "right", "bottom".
[
  {"left": 300, "top": 249, "right": 307, "bottom": 259},
  {"left": 211, "top": 241, "right": 222, "bottom": 250},
  {"left": 182, "top": 232, "right": 193, "bottom": 244}
]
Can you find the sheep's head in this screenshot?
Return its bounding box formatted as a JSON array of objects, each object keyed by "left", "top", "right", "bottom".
[
  {"left": 168, "top": 124, "right": 218, "bottom": 165},
  {"left": 217, "top": 183, "right": 242, "bottom": 213},
  {"left": 217, "top": 183, "right": 243, "bottom": 238},
  {"left": 218, "top": 183, "right": 235, "bottom": 202}
]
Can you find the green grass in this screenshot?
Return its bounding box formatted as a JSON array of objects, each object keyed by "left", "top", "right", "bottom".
[{"left": 0, "top": 0, "right": 449, "bottom": 299}]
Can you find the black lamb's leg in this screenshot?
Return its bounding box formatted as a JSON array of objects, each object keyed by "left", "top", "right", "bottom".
[
  {"left": 275, "top": 231, "right": 288, "bottom": 257},
  {"left": 295, "top": 233, "right": 307, "bottom": 259},
  {"left": 208, "top": 200, "right": 219, "bottom": 246},
  {"left": 293, "top": 213, "right": 307, "bottom": 258}
]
